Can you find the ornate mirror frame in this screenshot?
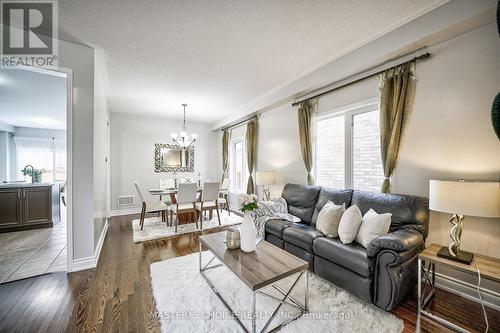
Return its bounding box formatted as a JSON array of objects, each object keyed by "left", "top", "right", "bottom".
[{"left": 154, "top": 143, "right": 195, "bottom": 172}]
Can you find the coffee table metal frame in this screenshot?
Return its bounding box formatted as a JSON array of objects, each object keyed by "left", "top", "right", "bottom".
[{"left": 199, "top": 242, "right": 308, "bottom": 333}]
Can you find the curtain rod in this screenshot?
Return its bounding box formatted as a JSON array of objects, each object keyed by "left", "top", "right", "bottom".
[
  {"left": 220, "top": 115, "right": 258, "bottom": 132},
  {"left": 291, "top": 51, "right": 431, "bottom": 107}
]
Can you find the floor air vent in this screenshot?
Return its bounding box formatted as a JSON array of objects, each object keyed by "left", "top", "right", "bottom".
[{"left": 117, "top": 195, "right": 135, "bottom": 206}]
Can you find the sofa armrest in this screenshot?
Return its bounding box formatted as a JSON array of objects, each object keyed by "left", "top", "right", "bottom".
[{"left": 367, "top": 229, "right": 424, "bottom": 258}]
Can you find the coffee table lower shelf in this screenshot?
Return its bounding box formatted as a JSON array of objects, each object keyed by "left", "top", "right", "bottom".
[{"left": 199, "top": 242, "right": 308, "bottom": 333}]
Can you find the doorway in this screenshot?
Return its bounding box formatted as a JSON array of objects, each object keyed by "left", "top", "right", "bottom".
[{"left": 0, "top": 66, "right": 73, "bottom": 282}]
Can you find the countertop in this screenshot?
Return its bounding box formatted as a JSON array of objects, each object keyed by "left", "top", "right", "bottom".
[{"left": 0, "top": 182, "right": 54, "bottom": 188}]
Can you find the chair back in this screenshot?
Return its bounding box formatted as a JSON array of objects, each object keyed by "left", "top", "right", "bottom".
[
  {"left": 220, "top": 178, "right": 230, "bottom": 190},
  {"left": 177, "top": 183, "right": 197, "bottom": 204},
  {"left": 134, "top": 181, "right": 146, "bottom": 203},
  {"left": 160, "top": 178, "right": 175, "bottom": 189},
  {"left": 201, "top": 181, "right": 220, "bottom": 201}
]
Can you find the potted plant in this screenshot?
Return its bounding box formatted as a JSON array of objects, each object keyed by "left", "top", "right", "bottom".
[
  {"left": 22, "top": 168, "right": 46, "bottom": 183},
  {"left": 239, "top": 193, "right": 259, "bottom": 252}
]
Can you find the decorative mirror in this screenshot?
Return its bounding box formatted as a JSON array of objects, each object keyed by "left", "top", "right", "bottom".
[{"left": 154, "top": 143, "right": 194, "bottom": 172}]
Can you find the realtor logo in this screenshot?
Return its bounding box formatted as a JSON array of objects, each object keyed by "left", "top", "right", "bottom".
[{"left": 1, "top": 0, "right": 58, "bottom": 67}]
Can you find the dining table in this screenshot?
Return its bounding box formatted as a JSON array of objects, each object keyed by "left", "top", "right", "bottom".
[{"left": 148, "top": 186, "right": 209, "bottom": 223}]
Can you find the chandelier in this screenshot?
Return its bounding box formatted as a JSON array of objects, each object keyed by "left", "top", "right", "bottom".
[{"left": 171, "top": 103, "right": 197, "bottom": 149}]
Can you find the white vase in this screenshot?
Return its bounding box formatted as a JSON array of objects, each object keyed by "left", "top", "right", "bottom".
[{"left": 240, "top": 211, "right": 256, "bottom": 252}]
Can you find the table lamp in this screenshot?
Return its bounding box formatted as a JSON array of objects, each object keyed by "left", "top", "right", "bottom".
[
  {"left": 256, "top": 171, "right": 276, "bottom": 201},
  {"left": 429, "top": 180, "right": 500, "bottom": 264}
]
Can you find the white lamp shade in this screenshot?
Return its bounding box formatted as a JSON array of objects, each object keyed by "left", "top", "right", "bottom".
[
  {"left": 256, "top": 171, "right": 276, "bottom": 186},
  {"left": 429, "top": 180, "right": 500, "bottom": 218}
]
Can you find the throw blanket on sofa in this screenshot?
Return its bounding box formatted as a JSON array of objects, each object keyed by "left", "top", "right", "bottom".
[{"left": 251, "top": 198, "right": 301, "bottom": 237}]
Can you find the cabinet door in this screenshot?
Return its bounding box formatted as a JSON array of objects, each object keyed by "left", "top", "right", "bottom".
[
  {"left": 0, "top": 189, "right": 22, "bottom": 228},
  {"left": 23, "top": 187, "right": 52, "bottom": 225}
]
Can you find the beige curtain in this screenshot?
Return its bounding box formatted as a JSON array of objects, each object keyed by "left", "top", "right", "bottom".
[
  {"left": 297, "top": 99, "right": 316, "bottom": 185},
  {"left": 221, "top": 129, "right": 231, "bottom": 181},
  {"left": 379, "top": 62, "right": 416, "bottom": 193},
  {"left": 245, "top": 118, "right": 258, "bottom": 194}
]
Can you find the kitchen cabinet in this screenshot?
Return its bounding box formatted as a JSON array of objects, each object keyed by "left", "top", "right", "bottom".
[{"left": 0, "top": 184, "right": 53, "bottom": 232}]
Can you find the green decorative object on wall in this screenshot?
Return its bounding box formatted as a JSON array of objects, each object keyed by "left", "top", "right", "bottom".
[{"left": 492, "top": 92, "right": 500, "bottom": 140}]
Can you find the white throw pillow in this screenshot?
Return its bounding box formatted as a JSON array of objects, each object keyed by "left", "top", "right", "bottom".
[
  {"left": 338, "top": 205, "right": 363, "bottom": 244},
  {"left": 355, "top": 208, "right": 392, "bottom": 248},
  {"left": 316, "top": 201, "right": 345, "bottom": 238}
]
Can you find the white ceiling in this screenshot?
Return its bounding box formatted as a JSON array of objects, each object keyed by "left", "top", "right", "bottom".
[
  {"left": 58, "top": 0, "right": 447, "bottom": 123},
  {"left": 0, "top": 68, "right": 67, "bottom": 130}
]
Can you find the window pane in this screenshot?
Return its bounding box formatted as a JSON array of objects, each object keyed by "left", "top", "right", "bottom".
[
  {"left": 353, "top": 110, "right": 384, "bottom": 191},
  {"left": 316, "top": 115, "right": 344, "bottom": 188},
  {"left": 55, "top": 152, "right": 66, "bottom": 181},
  {"left": 229, "top": 139, "right": 247, "bottom": 193}
]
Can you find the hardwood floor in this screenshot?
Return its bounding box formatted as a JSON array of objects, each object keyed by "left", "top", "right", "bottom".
[{"left": 0, "top": 214, "right": 497, "bottom": 332}]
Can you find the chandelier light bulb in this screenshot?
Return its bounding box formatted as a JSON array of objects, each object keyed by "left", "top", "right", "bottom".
[{"left": 171, "top": 103, "right": 197, "bottom": 149}]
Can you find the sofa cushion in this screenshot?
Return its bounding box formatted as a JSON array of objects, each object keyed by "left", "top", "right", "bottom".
[
  {"left": 355, "top": 209, "right": 392, "bottom": 248},
  {"left": 265, "top": 219, "right": 293, "bottom": 238},
  {"left": 313, "top": 237, "right": 372, "bottom": 278},
  {"left": 311, "top": 188, "right": 353, "bottom": 225},
  {"left": 351, "top": 190, "right": 429, "bottom": 238},
  {"left": 282, "top": 184, "right": 321, "bottom": 225},
  {"left": 338, "top": 204, "right": 363, "bottom": 244},
  {"left": 315, "top": 201, "right": 345, "bottom": 238},
  {"left": 283, "top": 223, "right": 324, "bottom": 252}
]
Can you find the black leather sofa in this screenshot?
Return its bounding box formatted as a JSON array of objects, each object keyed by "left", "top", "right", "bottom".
[{"left": 264, "top": 183, "right": 429, "bottom": 311}]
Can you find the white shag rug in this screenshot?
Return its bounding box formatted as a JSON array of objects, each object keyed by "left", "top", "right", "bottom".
[
  {"left": 132, "top": 210, "right": 243, "bottom": 243},
  {"left": 150, "top": 251, "right": 403, "bottom": 333}
]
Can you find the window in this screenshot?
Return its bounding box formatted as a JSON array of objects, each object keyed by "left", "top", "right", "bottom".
[
  {"left": 315, "top": 101, "right": 384, "bottom": 191},
  {"left": 15, "top": 137, "right": 66, "bottom": 183},
  {"left": 229, "top": 138, "right": 247, "bottom": 193}
]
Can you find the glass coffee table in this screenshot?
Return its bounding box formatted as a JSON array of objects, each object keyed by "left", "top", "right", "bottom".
[{"left": 199, "top": 231, "right": 309, "bottom": 333}]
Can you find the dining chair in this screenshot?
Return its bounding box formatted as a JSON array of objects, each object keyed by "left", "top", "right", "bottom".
[
  {"left": 159, "top": 178, "right": 175, "bottom": 189},
  {"left": 170, "top": 182, "right": 198, "bottom": 233},
  {"left": 196, "top": 181, "right": 221, "bottom": 230},
  {"left": 218, "top": 178, "right": 230, "bottom": 215},
  {"left": 134, "top": 181, "right": 170, "bottom": 230}
]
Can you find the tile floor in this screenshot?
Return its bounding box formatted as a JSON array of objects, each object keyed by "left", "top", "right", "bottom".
[{"left": 0, "top": 220, "right": 67, "bottom": 283}]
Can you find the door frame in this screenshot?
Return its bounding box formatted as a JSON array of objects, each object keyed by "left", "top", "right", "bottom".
[{"left": 16, "top": 65, "right": 74, "bottom": 272}]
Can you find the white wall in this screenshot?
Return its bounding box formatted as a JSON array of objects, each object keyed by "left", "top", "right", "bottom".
[
  {"left": 110, "top": 113, "right": 218, "bottom": 212},
  {"left": 59, "top": 39, "right": 96, "bottom": 265},
  {"left": 391, "top": 23, "right": 500, "bottom": 259},
  {"left": 0, "top": 131, "right": 9, "bottom": 181},
  {"left": 93, "top": 49, "right": 110, "bottom": 249}
]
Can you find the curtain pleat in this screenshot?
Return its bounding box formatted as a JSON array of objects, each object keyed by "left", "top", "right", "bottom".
[
  {"left": 378, "top": 62, "right": 416, "bottom": 193},
  {"left": 297, "top": 99, "right": 316, "bottom": 185},
  {"left": 245, "top": 119, "right": 258, "bottom": 194},
  {"left": 221, "top": 129, "right": 230, "bottom": 182}
]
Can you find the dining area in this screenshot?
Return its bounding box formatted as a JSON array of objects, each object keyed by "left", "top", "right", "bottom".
[{"left": 131, "top": 177, "right": 236, "bottom": 242}]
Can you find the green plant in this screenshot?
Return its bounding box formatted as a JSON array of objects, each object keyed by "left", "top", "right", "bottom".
[{"left": 22, "top": 168, "right": 46, "bottom": 180}]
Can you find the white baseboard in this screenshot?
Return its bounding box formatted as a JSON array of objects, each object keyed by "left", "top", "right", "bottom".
[
  {"left": 70, "top": 256, "right": 96, "bottom": 272},
  {"left": 69, "top": 219, "right": 109, "bottom": 272},
  {"left": 94, "top": 220, "right": 108, "bottom": 266},
  {"left": 435, "top": 272, "right": 500, "bottom": 311},
  {"left": 109, "top": 208, "right": 141, "bottom": 217}
]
